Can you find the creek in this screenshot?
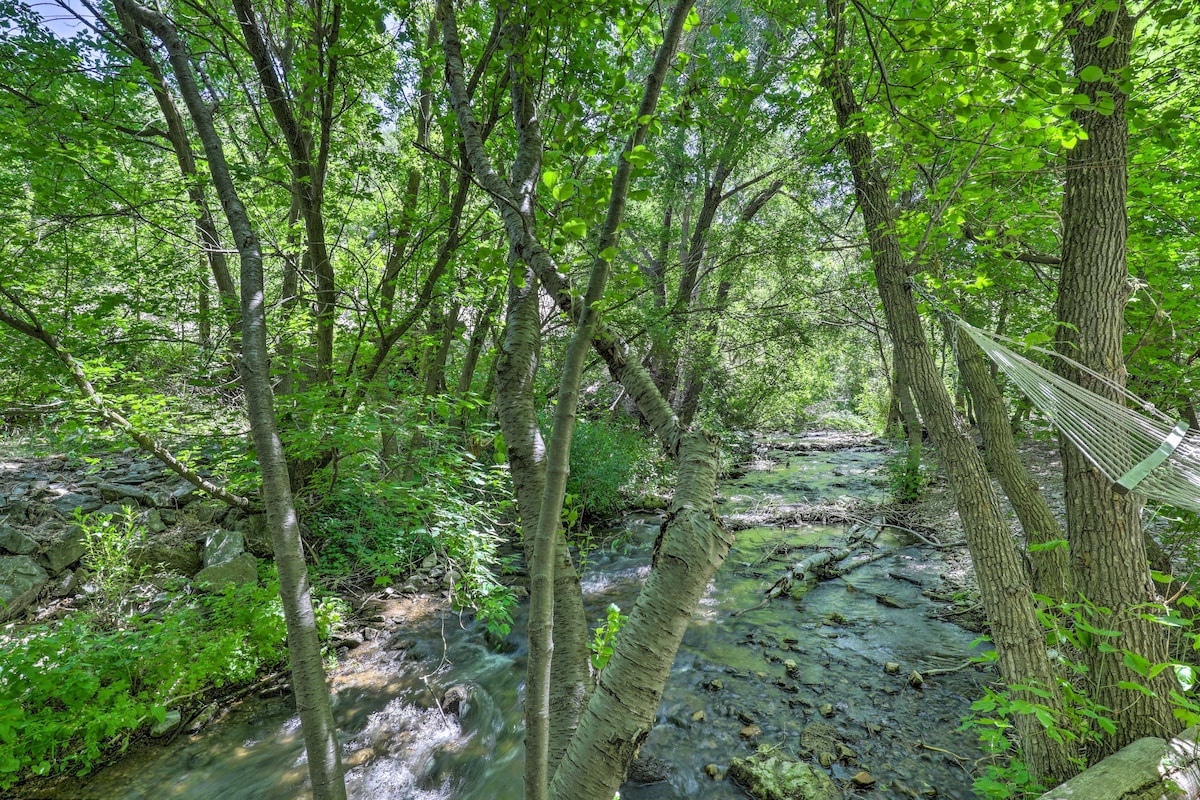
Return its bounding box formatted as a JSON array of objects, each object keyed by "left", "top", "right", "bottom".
[{"left": 30, "top": 433, "right": 990, "bottom": 799}]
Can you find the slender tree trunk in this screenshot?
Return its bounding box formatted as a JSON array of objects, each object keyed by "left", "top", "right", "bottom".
[
  {"left": 456, "top": 286, "right": 502, "bottom": 400},
  {"left": 957, "top": 332, "right": 1070, "bottom": 601},
  {"left": 1055, "top": 0, "right": 1178, "bottom": 756},
  {"left": 117, "top": 9, "right": 239, "bottom": 351},
  {"left": 822, "top": 0, "right": 1074, "bottom": 784},
  {"left": 116, "top": 6, "right": 346, "bottom": 797}
]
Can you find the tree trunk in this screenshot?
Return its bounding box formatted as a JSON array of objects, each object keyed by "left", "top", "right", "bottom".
[
  {"left": 117, "top": 5, "right": 346, "bottom": 797},
  {"left": 822, "top": 0, "right": 1074, "bottom": 784},
  {"left": 957, "top": 331, "right": 1071, "bottom": 601},
  {"left": 1055, "top": 0, "right": 1178, "bottom": 756}
]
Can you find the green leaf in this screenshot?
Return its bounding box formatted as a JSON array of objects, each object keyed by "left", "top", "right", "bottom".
[
  {"left": 1123, "top": 650, "right": 1151, "bottom": 677},
  {"left": 541, "top": 170, "right": 559, "bottom": 189},
  {"left": 1078, "top": 65, "right": 1104, "bottom": 82},
  {"left": 1117, "top": 680, "right": 1154, "bottom": 697},
  {"left": 599, "top": 247, "right": 618, "bottom": 261},
  {"left": 552, "top": 182, "right": 576, "bottom": 201},
  {"left": 563, "top": 219, "right": 587, "bottom": 239},
  {"left": 684, "top": 7, "right": 700, "bottom": 31}
]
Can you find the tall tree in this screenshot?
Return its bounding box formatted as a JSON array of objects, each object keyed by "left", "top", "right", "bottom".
[
  {"left": 1054, "top": 0, "right": 1179, "bottom": 756},
  {"left": 112, "top": 3, "right": 347, "bottom": 797},
  {"left": 821, "top": 0, "right": 1075, "bottom": 783}
]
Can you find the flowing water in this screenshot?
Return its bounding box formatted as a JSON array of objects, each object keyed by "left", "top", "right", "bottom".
[{"left": 27, "top": 434, "right": 990, "bottom": 799}]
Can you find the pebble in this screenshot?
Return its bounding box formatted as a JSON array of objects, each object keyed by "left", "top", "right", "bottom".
[
  {"left": 852, "top": 771, "right": 877, "bottom": 788},
  {"left": 819, "top": 703, "right": 834, "bottom": 717},
  {"left": 884, "top": 661, "right": 901, "bottom": 674},
  {"left": 740, "top": 724, "right": 762, "bottom": 738},
  {"left": 691, "top": 710, "right": 706, "bottom": 722}
]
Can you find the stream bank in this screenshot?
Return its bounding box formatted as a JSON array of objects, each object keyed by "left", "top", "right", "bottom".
[{"left": 9, "top": 432, "right": 994, "bottom": 799}]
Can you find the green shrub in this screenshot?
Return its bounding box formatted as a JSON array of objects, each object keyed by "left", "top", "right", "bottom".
[
  {"left": 0, "top": 576, "right": 289, "bottom": 787},
  {"left": 308, "top": 415, "right": 517, "bottom": 636},
  {"left": 564, "top": 418, "right": 662, "bottom": 519}
]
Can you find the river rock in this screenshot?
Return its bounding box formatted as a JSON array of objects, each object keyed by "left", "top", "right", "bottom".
[
  {"left": 50, "top": 492, "right": 103, "bottom": 517},
  {"left": 40, "top": 525, "right": 88, "bottom": 574},
  {"left": 0, "top": 525, "right": 38, "bottom": 555},
  {"left": 203, "top": 529, "right": 244, "bottom": 567},
  {"left": 150, "top": 710, "right": 182, "bottom": 737},
  {"left": 194, "top": 552, "right": 257, "bottom": 590},
  {"left": 0, "top": 555, "right": 49, "bottom": 619},
  {"left": 729, "top": 746, "right": 842, "bottom": 800}
]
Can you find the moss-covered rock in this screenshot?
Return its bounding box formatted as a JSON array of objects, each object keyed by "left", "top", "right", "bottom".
[{"left": 728, "top": 746, "right": 843, "bottom": 800}]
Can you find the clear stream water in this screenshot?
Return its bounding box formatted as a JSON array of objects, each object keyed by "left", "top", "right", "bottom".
[{"left": 30, "top": 434, "right": 991, "bottom": 799}]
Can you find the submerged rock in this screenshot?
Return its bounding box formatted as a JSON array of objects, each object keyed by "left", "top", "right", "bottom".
[{"left": 729, "top": 746, "right": 842, "bottom": 800}]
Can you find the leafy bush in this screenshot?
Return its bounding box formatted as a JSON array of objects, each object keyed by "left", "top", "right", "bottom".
[
  {"left": 564, "top": 417, "right": 662, "bottom": 519},
  {"left": 308, "top": 408, "right": 517, "bottom": 636},
  {"left": 0, "top": 576, "right": 290, "bottom": 788}
]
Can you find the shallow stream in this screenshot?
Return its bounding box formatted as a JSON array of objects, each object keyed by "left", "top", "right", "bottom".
[{"left": 31, "top": 433, "right": 990, "bottom": 799}]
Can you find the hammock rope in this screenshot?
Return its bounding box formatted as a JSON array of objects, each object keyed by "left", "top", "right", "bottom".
[{"left": 953, "top": 319, "right": 1200, "bottom": 514}]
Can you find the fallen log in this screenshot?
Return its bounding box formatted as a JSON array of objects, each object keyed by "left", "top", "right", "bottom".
[{"left": 734, "top": 517, "right": 888, "bottom": 616}]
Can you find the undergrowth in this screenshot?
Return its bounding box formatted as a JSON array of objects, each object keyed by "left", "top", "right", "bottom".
[{"left": 0, "top": 567, "right": 318, "bottom": 788}]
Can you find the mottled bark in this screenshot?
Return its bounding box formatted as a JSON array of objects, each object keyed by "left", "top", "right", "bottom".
[
  {"left": 550, "top": 431, "right": 730, "bottom": 800},
  {"left": 115, "top": 5, "right": 345, "bottom": 797},
  {"left": 442, "top": 3, "right": 712, "bottom": 796},
  {"left": 957, "top": 332, "right": 1070, "bottom": 601},
  {"left": 822, "top": 0, "right": 1074, "bottom": 784},
  {"left": 1055, "top": 0, "right": 1178, "bottom": 756}
]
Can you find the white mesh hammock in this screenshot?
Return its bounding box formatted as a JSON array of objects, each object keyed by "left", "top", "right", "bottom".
[{"left": 955, "top": 319, "right": 1200, "bottom": 514}]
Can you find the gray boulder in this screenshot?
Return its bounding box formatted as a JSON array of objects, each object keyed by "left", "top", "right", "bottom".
[
  {"left": 203, "top": 529, "right": 244, "bottom": 567},
  {"left": 194, "top": 552, "right": 257, "bottom": 590},
  {"left": 50, "top": 492, "right": 103, "bottom": 518},
  {"left": 40, "top": 525, "right": 88, "bottom": 575},
  {"left": 0, "top": 556, "right": 49, "bottom": 620},
  {"left": 0, "top": 525, "right": 38, "bottom": 555}
]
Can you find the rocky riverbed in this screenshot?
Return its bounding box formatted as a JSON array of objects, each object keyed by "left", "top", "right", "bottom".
[{"left": 5, "top": 433, "right": 998, "bottom": 799}]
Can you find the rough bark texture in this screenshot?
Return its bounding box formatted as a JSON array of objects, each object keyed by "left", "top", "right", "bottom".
[
  {"left": 957, "top": 332, "right": 1071, "bottom": 601},
  {"left": 442, "top": 5, "right": 735, "bottom": 797},
  {"left": 116, "top": 5, "right": 346, "bottom": 797},
  {"left": 439, "top": 4, "right": 592, "bottom": 784},
  {"left": 822, "top": 0, "right": 1074, "bottom": 784},
  {"left": 550, "top": 431, "right": 731, "bottom": 800},
  {"left": 1055, "top": 0, "right": 1178, "bottom": 756}
]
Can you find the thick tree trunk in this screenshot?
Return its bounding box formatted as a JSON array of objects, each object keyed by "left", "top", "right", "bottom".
[
  {"left": 117, "top": 5, "right": 346, "bottom": 797},
  {"left": 1055, "top": 0, "right": 1178, "bottom": 757},
  {"left": 442, "top": 4, "right": 712, "bottom": 796},
  {"left": 822, "top": 0, "right": 1074, "bottom": 784},
  {"left": 956, "top": 332, "right": 1071, "bottom": 601},
  {"left": 549, "top": 431, "right": 729, "bottom": 800}
]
